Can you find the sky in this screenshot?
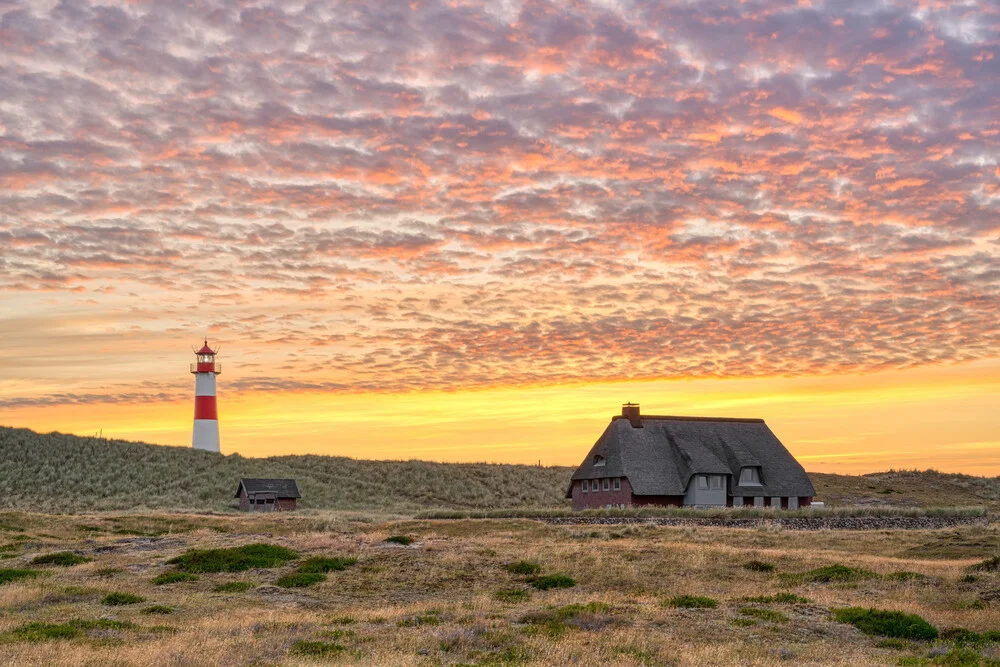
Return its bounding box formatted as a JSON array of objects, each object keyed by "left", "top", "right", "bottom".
[{"left": 1, "top": 0, "right": 998, "bottom": 474}]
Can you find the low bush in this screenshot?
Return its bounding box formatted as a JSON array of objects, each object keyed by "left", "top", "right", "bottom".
[
  {"left": 0, "top": 568, "right": 40, "bottom": 585},
  {"left": 520, "top": 602, "right": 612, "bottom": 636},
  {"left": 101, "top": 592, "right": 146, "bottom": 606},
  {"left": 531, "top": 574, "right": 576, "bottom": 590},
  {"left": 214, "top": 581, "right": 254, "bottom": 593},
  {"left": 739, "top": 607, "right": 788, "bottom": 623},
  {"left": 289, "top": 640, "right": 346, "bottom": 656},
  {"left": 152, "top": 571, "right": 199, "bottom": 585},
  {"left": 276, "top": 572, "right": 326, "bottom": 588},
  {"left": 971, "top": 556, "right": 1000, "bottom": 572},
  {"left": 297, "top": 556, "right": 357, "bottom": 573},
  {"left": 30, "top": 552, "right": 90, "bottom": 567},
  {"left": 507, "top": 560, "right": 542, "bottom": 576},
  {"left": 666, "top": 595, "right": 717, "bottom": 609},
  {"left": 141, "top": 605, "right": 174, "bottom": 615},
  {"left": 802, "top": 565, "right": 878, "bottom": 583},
  {"left": 741, "top": 593, "right": 810, "bottom": 604},
  {"left": 743, "top": 560, "right": 776, "bottom": 573},
  {"left": 2, "top": 619, "right": 135, "bottom": 643},
  {"left": 833, "top": 607, "right": 938, "bottom": 640},
  {"left": 494, "top": 588, "right": 532, "bottom": 603},
  {"left": 166, "top": 544, "right": 298, "bottom": 573},
  {"left": 887, "top": 571, "right": 927, "bottom": 582},
  {"left": 384, "top": 535, "right": 413, "bottom": 545},
  {"left": 940, "top": 628, "right": 1000, "bottom": 645}
]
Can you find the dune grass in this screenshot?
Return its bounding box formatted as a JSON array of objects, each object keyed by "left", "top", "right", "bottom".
[{"left": 166, "top": 544, "right": 298, "bottom": 573}]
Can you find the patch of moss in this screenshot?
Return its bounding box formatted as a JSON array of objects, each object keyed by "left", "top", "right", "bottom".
[
  {"left": 495, "top": 588, "right": 532, "bottom": 603},
  {"left": 141, "top": 605, "right": 174, "bottom": 615},
  {"left": 101, "top": 592, "right": 146, "bottom": 606},
  {"left": 506, "top": 560, "right": 542, "bottom": 576},
  {"left": 152, "top": 571, "right": 199, "bottom": 585},
  {"left": 289, "top": 640, "right": 346, "bottom": 656},
  {"left": 30, "top": 552, "right": 91, "bottom": 567},
  {"left": 166, "top": 544, "right": 298, "bottom": 573},
  {"left": 384, "top": 535, "right": 413, "bottom": 545},
  {"left": 531, "top": 574, "right": 576, "bottom": 590},
  {"left": 275, "top": 572, "right": 326, "bottom": 588},
  {"left": 801, "top": 564, "right": 878, "bottom": 583},
  {"left": 741, "top": 593, "right": 810, "bottom": 604},
  {"left": 739, "top": 607, "right": 788, "bottom": 622},
  {"left": 833, "top": 607, "right": 938, "bottom": 640},
  {"left": 0, "top": 568, "right": 40, "bottom": 585},
  {"left": 666, "top": 595, "right": 717, "bottom": 609}
]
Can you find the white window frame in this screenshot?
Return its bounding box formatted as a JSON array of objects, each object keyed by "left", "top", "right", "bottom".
[
  {"left": 697, "top": 475, "right": 708, "bottom": 490},
  {"left": 740, "top": 467, "right": 762, "bottom": 486},
  {"left": 602, "top": 479, "right": 610, "bottom": 491},
  {"left": 613, "top": 478, "right": 621, "bottom": 491},
  {"left": 581, "top": 480, "right": 588, "bottom": 493},
  {"left": 709, "top": 475, "right": 723, "bottom": 490}
]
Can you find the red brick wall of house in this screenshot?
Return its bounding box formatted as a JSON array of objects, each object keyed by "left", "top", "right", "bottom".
[
  {"left": 571, "top": 476, "right": 633, "bottom": 510},
  {"left": 571, "top": 477, "right": 684, "bottom": 510},
  {"left": 239, "top": 490, "right": 249, "bottom": 511}
]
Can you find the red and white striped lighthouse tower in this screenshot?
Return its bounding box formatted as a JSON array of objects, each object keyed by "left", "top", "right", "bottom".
[{"left": 191, "top": 341, "right": 221, "bottom": 453}]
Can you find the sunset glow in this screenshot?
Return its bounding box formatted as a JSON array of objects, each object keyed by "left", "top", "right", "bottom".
[{"left": 1, "top": 0, "right": 997, "bottom": 473}]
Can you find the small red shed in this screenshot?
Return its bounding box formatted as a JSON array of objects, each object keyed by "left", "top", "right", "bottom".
[{"left": 234, "top": 479, "right": 301, "bottom": 512}]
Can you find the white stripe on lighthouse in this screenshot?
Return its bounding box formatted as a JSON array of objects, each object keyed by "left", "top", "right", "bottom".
[
  {"left": 195, "top": 373, "right": 216, "bottom": 396},
  {"left": 192, "top": 420, "right": 220, "bottom": 453}
]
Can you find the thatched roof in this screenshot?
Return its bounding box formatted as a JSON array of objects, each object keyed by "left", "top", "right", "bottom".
[
  {"left": 566, "top": 414, "right": 815, "bottom": 498},
  {"left": 234, "top": 478, "right": 301, "bottom": 499}
]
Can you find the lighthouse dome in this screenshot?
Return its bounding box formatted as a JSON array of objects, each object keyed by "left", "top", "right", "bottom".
[{"left": 196, "top": 341, "right": 217, "bottom": 355}]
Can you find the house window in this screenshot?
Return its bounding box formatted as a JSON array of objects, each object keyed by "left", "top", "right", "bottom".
[
  {"left": 710, "top": 475, "right": 723, "bottom": 490},
  {"left": 594, "top": 455, "right": 606, "bottom": 467},
  {"left": 740, "top": 467, "right": 762, "bottom": 486},
  {"left": 581, "top": 480, "right": 588, "bottom": 493},
  {"left": 591, "top": 480, "right": 599, "bottom": 492},
  {"left": 603, "top": 479, "right": 610, "bottom": 491},
  {"left": 697, "top": 475, "right": 708, "bottom": 490},
  {"left": 613, "top": 478, "right": 621, "bottom": 491}
]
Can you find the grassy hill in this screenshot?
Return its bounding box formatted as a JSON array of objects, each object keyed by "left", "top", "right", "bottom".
[{"left": 1, "top": 426, "right": 997, "bottom": 513}]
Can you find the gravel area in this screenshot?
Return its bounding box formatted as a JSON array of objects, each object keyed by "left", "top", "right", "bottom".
[{"left": 542, "top": 516, "right": 990, "bottom": 530}]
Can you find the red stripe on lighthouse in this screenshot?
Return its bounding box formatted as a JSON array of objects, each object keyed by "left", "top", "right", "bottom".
[{"left": 194, "top": 395, "right": 218, "bottom": 420}]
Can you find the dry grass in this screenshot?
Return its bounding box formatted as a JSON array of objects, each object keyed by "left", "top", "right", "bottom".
[{"left": 0, "top": 512, "right": 998, "bottom": 664}]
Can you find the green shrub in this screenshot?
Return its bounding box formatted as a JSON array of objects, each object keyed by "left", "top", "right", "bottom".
[
  {"left": 0, "top": 568, "right": 40, "bottom": 585},
  {"left": 101, "top": 592, "right": 146, "bottom": 606},
  {"left": 141, "top": 605, "right": 174, "bottom": 615},
  {"left": 214, "top": 581, "right": 254, "bottom": 593},
  {"left": 519, "top": 602, "right": 611, "bottom": 636},
  {"left": 730, "top": 617, "right": 756, "bottom": 627},
  {"left": 289, "top": 640, "right": 346, "bottom": 656},
  {"left": 507, "top": 560, "right": 542, "bottom": 576},
  {"left": 276, "top": 572, "right": 326, "bottom": 588},
  {"left": 30, "top": 552, "right": 91, "bottom": 567},
  {"left": 739, "top": 607, "right": 788, "bottom": 622},
  {"left": 833, "top": 607, "right": 938, "bottom": 640},
  {"left": 2, "top": 619, "right": 135, "bottom": 643},
  {"left": 741, "top": 593, "right": 810, "bottom": 604},
  {"left": 384, "top": 535, "right": 413, "bottom": 545},
  {"left": 666, "top": 595, "right": 718, "bottom": 609},
  {"left": 803, "top": 565, "right": 878, "bottom": 583},
  {"left": 166, "top": 544, "right": 298, "bottom": 573},
  {"left": 531, "top": 574, "right": 576, "bottom": 590},
  {"left": 152, "top": 571, "right": 199, "bottom": 585},
  {"left": 960, "top": 574, "right": 976, "bottom": 583},
  {"left": 743, "top": 560, "right": 776, "bottom": 573},
  {"left": 297, "top": 556, "right": 357, "bottom": 573},
  {"left": 887, "top": 571, "right": 927, "bottom": 582},
  {"left": 494, "top": 588, "right": 532, "bottom": 603}
]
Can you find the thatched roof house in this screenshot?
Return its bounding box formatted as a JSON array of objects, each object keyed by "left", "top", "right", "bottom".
[
  {"left": 235, "top": 478, "right": 301, "bottom": 512},
  {"left": 567, "top": 404, "right": 815, "bottom": 510}
]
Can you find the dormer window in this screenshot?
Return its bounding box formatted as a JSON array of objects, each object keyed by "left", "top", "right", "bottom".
[
  {"left": 593, "top": 455, "right": 606, "bottom": 467},
  {"left": 740, "top": 467, "right": 762, "bottom": 486}
]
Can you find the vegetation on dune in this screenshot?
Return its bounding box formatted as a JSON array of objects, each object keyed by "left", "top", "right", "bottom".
[
  {"left": 141, "top": 605, "right": 174, "bottom": 615},
  {"left": 213, "top": 581, "right": 254, "bottom": 593},
  {"left": 30, "top": 552, "right": 90, "bottom": 567},
  {"left": 384, "top": 535, "right": 414, "bottom": 545},
  {"left": 2, "top": 619, "right": 135, "bottom": 643},
  {"left": 0, "top": 568, "right": 41, "bottom": 585},
  {"left": 506, "top": 560, "right": 542, "bottom": 576},
  {"left": 0, "top": 427, "right": 571, "bottom": 512},
  {"left": 833, "top": 608, "right": 938, "bottom": 640},
  {"left": 739, "top": 607, "right": 788, "bottom": 623},
  {"left": 276, "top": 572, "right": 327, "bottom": 588},
  {"left": 742, "top": 559, "right": 776, "bottom": 572},
  {"left": 741, "top": 593, "right": 810, "bottom": 604},
  {"left": 494, "top": 588, "right": 532, "bottom": 603},
  {"left": 530, "top": 574, "right": 576, "bottom": 590},
  {"left": 297, "top": 556, "right": 357, "bottom": 573},
  {"left": 796, "top": 564, "right": 879, "bottom": 583},
  {"left": 152, "top": 571, "right": 199, "bottom": 585},
  {"left": 101, "top": 592, "right": 146, "bottom": 606},
  {"left": 290, "top": 640, "right": 346, "bottom": 656},
  {"left": 166, "top": 544, "right": 298, "bottom": 573}
]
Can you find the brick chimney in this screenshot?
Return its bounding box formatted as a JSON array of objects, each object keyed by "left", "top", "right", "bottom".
[{"left": 622, "top": 403, "right": 642, "bottom": 428}]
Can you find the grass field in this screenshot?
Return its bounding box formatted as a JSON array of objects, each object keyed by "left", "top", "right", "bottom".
[
  {"left": 3, "top": 426, "right": 1000, "bottom": 514},
  {"left": 2, "top": 511, "right": 1000, "bottom": 665}
]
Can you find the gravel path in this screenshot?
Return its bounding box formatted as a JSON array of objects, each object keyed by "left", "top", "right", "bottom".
[{"left": 541, "top": 516, "right": 989, "bottom": 530}]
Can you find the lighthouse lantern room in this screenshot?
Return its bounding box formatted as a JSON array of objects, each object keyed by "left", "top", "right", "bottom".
[{"left": 191, "top": 341, "right": 222, "bottom": 453}]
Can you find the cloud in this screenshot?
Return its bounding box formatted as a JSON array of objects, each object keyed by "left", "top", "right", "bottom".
[{"left": 0, "top": 0, "right": 997, "bottom": 405}]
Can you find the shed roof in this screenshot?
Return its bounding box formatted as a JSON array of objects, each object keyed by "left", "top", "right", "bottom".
[
  {"left": 234, "top": 478, "right": 301, "bottom": 499},
  {"left": 566, "top": 414, "right": 815, "bottom": 498}
]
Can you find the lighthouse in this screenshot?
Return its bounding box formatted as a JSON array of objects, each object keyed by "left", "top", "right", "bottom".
[{"left": 191, "top": 341, "right": 221, "bottom": 453}]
